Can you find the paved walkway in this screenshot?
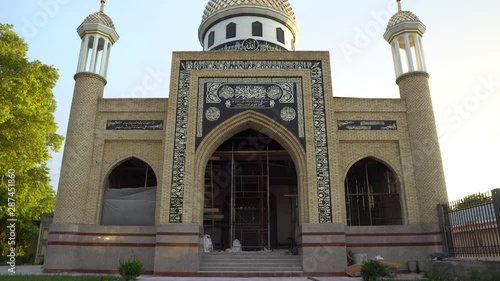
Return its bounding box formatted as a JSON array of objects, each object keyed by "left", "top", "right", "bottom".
[{"left": 0, "top": 266, "right": 425, "bottom": 280}]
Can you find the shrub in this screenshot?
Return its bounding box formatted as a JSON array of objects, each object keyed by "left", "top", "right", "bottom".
[
  {"left": 117, "top": 256, "right": 144, "bottom": 281},
  {"left": 424, "top": 272, "right": 443, "bottom": 281},
  {"left": 360, "top": 260, "right": 388, "bottom": 281}
]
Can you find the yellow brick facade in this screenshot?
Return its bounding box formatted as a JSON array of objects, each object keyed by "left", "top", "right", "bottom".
[
  {"left": 46, "top": 2, "right": 450, "bottom": 275},
  {"left": 53, "top": 52, "right": 447, "bottom": 227}
]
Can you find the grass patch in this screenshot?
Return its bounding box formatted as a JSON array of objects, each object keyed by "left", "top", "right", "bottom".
[{"left": 0, "top": 276, "right": 117, "bottom": 281}]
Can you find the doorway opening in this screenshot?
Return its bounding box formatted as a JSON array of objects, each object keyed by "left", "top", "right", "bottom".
[{"left": 204, "top": 129, "right": 298, "bottom": 251}]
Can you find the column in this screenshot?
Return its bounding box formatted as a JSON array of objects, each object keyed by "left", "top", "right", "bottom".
[
  {"left": 392, "top": 40, "right": 403, "bottom": 77},
  {"left": 99, "top": 39, "right": 110, "bottom": 77},
  {"left": 404, "top": 34, "right": 415, "bottom": 72},
  {"left": 89, "top": 35, "right": 99, "bottom": 73}
]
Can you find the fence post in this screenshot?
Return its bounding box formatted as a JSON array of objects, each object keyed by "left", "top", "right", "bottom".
[
  {"left": 437, "top": 203, "right": 453, "bottom": 257},
  {"left": 492, "top": 189, "right": 500, "bottom": 235}
]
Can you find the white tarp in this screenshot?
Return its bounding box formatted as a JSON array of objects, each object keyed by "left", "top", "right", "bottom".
[{"left": 101, "top": 187, "right": 157, "bottom": 225}]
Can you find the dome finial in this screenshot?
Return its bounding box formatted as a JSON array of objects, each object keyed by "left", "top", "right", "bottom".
[
  {"left": 100, "top": 0, "right": 106, "bottom": 12},
  {"left": 397, "top": 0, "right": 402, "bottom": 12}
]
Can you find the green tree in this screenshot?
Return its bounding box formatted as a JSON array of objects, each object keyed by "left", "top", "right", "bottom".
[
  {"left": 0, "top": 23, "right": 63, "bottom": 261},
  {"left": 453, "top": 192, "right": 493, "bottom": 211}
]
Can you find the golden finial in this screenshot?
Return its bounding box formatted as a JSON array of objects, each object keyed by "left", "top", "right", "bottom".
[
  {"left": 100, "top": 0, "right": 106, "bottom": 12},
  {"left": 397, "top": 0, "right": 402, "bottom": 12}
]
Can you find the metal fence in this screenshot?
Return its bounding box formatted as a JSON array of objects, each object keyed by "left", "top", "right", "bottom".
[{"left": 438, "top": 189, "right": 500, "bottom": 258}]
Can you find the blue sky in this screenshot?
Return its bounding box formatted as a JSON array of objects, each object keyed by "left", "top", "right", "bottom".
[{"left": 1, "top": 0, "right": 499, "bottom": 201}]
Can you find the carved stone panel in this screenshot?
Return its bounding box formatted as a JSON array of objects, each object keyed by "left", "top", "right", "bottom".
[
  {"left": 169, "top": 60, "right": 332, "bottom": 224},
  {"left": 196, "top": 77, "right": 305, "bottom": 148}
]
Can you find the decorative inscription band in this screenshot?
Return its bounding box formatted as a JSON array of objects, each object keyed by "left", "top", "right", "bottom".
[
  {"left": 338, "top": 120, "right": 397, "bottom": 131},
  {"left": 106, "top": 120, "right": 164, "bottom": 130}
]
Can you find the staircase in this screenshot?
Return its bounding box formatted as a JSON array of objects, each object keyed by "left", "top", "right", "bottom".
[{"left": 199, "top": 251, "right": 302, "bottom": 273}]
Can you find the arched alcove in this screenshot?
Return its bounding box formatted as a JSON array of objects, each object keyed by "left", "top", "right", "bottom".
[
  {"left": 101, "top": 157, "right": 157, "bottom": 226},
  {"left": 345, "top": 157, "right": 402, "bottom": 226},
  {"left": 194, "top": 110, "right": 309, "bottom": 226},
  {"left": 203, "top": 129, "right": 298, "bottom": 251}
]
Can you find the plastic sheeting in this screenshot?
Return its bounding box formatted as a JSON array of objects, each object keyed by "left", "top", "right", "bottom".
[{"left": 101, "top": 187, "right": 157, "bottom": 226}]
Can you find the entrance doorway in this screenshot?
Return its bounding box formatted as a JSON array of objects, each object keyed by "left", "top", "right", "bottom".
[{"left": 204, "top": 129, "right": 298, "bottom": 251}]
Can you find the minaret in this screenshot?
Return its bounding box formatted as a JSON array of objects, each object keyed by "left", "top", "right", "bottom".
[
  {"left": 53, "top": 0, "right": 119, "bottom": 224},
  {"left": 384, "top": 0, "right": 448, "bottom": 224}
]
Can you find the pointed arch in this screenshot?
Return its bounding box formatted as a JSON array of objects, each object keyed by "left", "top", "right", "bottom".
[
  {"left": 344, "top": 157, "right": 402, "bottom": 226},
  {"left": 104, "top": 156, "right": 158, "bottom": 189},
  {"left": 101, "top": 156, "right": 157, "bottom": 226},
  {"left": 193, "top": 110, "right": 308, "bottom": 224},
  {"left": 342, "top": 154, "right": 401, "bottom": 183}
]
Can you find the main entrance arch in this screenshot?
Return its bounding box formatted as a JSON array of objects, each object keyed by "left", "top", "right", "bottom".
[
  {"left": 203, "top": 129, "right": 298, "bottom": 250},
  {"left": 193, "top": 111, "right": 308, "bottom": 250}
]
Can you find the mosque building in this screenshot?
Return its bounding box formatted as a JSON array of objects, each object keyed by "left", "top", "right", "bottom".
[{"left": 44, "top": 0, "right": 448, "bottom": 276}]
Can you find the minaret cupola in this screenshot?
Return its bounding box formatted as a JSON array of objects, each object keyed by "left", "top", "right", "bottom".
[
  {"left": 76, "top": 0, "right": 119, "bottom": 78},
  {"left": 384, "top": 0, "right": 427, "bottom": 78},
  {"left": 199, "top": 0, "right": 300, "bottom": 51}
]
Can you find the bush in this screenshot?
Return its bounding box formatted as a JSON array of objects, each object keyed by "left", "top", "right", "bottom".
[
  {"left": 117, "top": 256, "right": 144, "bottom": 281},
  {"left": 424, "top": 272, "right": 443, "bottom": 281},
  {"left": 360, "top": 260, "right": 388, "bottom": 281}
]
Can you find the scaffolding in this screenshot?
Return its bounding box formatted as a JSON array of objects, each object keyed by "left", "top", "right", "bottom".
[
  {"left": 345, "top": 158, "right": 402, "bottom": 226},
  {"left": 203, "top": 130, "right": 300, "bottom": 250},
  {"left": 204, "top": 139, "right": 272, "bottom": 250}
]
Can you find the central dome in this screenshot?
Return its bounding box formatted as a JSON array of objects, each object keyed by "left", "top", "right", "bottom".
[
  {"left": 202, "top": 0, "right": 296, "bottom": 21},
  {"left": 199, "top": 0, "right": 299, "bottom": 51}
]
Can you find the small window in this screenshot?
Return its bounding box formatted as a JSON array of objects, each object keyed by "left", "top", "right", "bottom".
[
  {"left": 276, "top": 28, "right": 285, "bottom": 44},
  {"left": 208, "top": 31, "right": 215, "bottom": 48},
  {"left": 252, "top": 21, "right": 263, "bottom": 37},
  {"left": 226, "top": 23, "right": 236, "bottom": 39}
]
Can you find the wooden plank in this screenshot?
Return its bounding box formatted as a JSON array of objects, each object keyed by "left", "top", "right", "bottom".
[
  {"left": 204, "top": 214, "right": 224, "bottom": 220},
  {"left": 204, "top": 208, "right": 219, "bottom": 213}
]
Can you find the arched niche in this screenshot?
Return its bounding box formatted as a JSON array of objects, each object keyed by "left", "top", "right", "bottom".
[
  {"left": 101, "top": 157, "right": 157, "bottom": 226},
  {"left": 345, "top": 157, "right": 402, "bottom": 226}
]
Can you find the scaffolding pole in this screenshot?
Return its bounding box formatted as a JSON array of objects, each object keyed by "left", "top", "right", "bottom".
[
  {"left": 230, "top": 142, "right": 234, "bottom": 247},
  {"left": 267, "top": 143, "right": 271, "bottom": 249}
]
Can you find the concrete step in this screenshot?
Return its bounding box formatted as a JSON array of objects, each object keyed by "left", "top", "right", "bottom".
[
  {"left": 201, "top": 252, "right": 301, "bottom": 256},
  {"left": 200, "top": 252, "right": 302, "bottom": 272},
  {"left": 199, "top": 267, "right": 302, "bottom": 273},
  {"left": 200, "top": 263, "right": 301, "bottom": 269},
  {"left": 202, "top": 256, "right": 300, "bottom": 261},
  {"left": 201, "top": 260, "right": 300, "bottom": 265}
]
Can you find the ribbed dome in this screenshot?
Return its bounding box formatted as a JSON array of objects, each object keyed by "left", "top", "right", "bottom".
[
  {"left": 83, "top": 11, "right": 115, "bottom": 29},
  {"left": 387, "top": 10, "right": 420, "bottom": 29},
  {"left": 202, "top": 0, "right": 296, "bottom": 21}
]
